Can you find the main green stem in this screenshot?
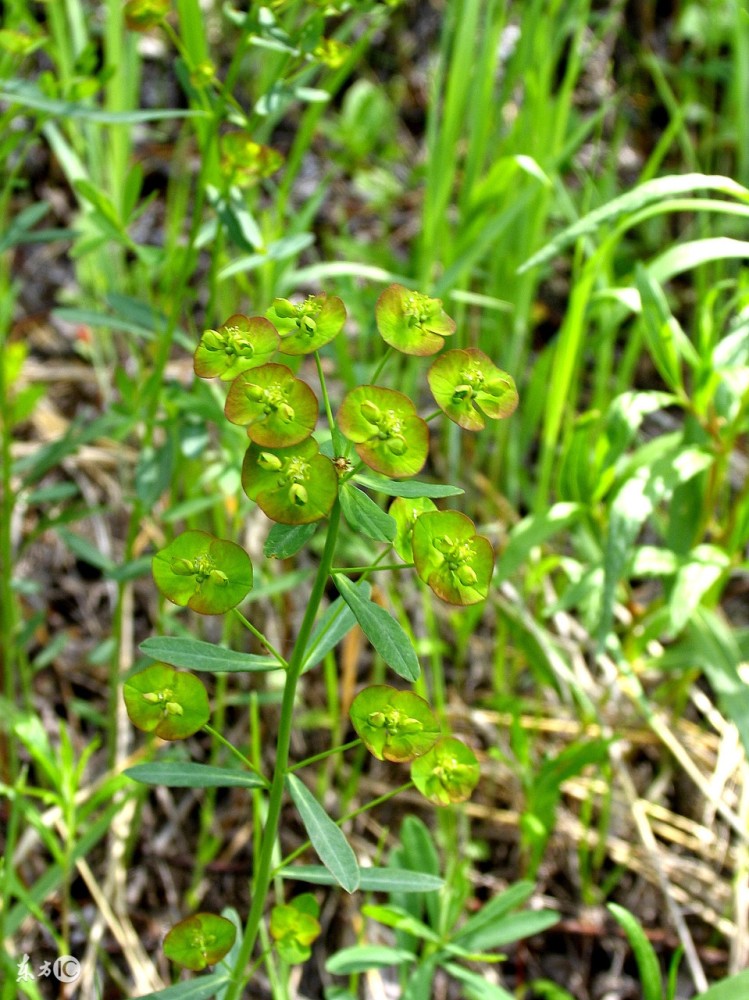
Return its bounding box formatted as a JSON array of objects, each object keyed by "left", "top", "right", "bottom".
[{"left": 225, "top": 500, "right": 342, "bottom": 1000}]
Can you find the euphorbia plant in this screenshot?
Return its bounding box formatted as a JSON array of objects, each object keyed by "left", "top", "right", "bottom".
[{"left": 122, "top": 285, "right": 517, "bottom": 998}]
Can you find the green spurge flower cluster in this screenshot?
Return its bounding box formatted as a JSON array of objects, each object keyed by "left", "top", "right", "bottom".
[{"left": 124, "top": 285, "right": 517, "bottom": 983}]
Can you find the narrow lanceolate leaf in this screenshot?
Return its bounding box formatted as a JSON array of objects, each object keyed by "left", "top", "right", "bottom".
[
  {"left": 353, "top": 471, "right": 463, "bottom": 499},
  {"left": 124, "top": 761, "right": 266, "bottom": 789},
  {"left": 607, "top": 904, "right": 663, "bottom": 1000},
  {"left": 140, "top": 636, "right": 279, "bottom": 673},
  {"left": 339, "top": 484, "right": 397, "bottom": 543},
  {"left": 264, "top": 522, "right": 318, "bottom": 559},
  {"left": 280, "top": 864, "right": 444, "bottom": 892},
  {"left": 129, "top": 973, "right": 230, "bottom": 1000},
  {"left": 334, "top": 575, "right": 420, "bottom": 682},
  {"left": 326, "top": 945, "right": 418, "bottom": 975},
  {"left": 287, "top": 774, "right": 360, "bottom": 893}
]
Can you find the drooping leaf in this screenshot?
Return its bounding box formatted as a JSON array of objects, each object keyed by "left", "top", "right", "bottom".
[
  {"left": 337, "top": 386, "right": 428, "bottom": 478},
  {"left": 340, "top": 483, "right": 397, "bottom": 543},
  {"left": 349, "top": 685, "right": 439, "bottom": 762},
  {"left": 266, "top": 293, "right": 346, "bottom": 355},
  {"left": 163, "top": 913, "right": 236, "bottom": 971},
  {"left": 194, "top": 315, "right": 280, "bottom": 381},
  {"left": 428, "top": 348, "right": 517, "bottom": 431},
  {"left": 124, "top": 664, "right": 210, "bottom": 740},
  {"left": 152, "top": 531, "right": 253, "bottom": 614},
  {"left": 242, "top": 438, "right": 338, "bottom": 524},
  {"left": 411, "top": 736, "right": 480, "bottom": 806},
  {"left": 335, "top": 575, "right": 420, "bottom": 681},
  {"left": 376, "top": 284, "right": 455, "bottom": 356},
  {"left": 225, "top": 363, "right": 318, "bottom": 446},
  {"left": 412, "top": 510, "right": 494, "bottom": 605},
  {"left": 287, "top": 773, "right": 360, "bottom": 893}
]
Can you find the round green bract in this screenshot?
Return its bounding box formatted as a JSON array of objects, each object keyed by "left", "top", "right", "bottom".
[
  {"left": 266, "top": 294, "right": 346, "bottom": 356},
  {"left": 376, "top": 284, "right": 456, "bottom": 356},
  {"left": 225, "top": 363, "right": 318, "bottom": 447},
  {"left": 194, "top": 314, "right": 280, "bottom": 381},
  {"left": 337, "top": 386, "right": 429, "bottom": 479},
  {"left": 163, "top": 913, "right": 236, "bottom": 971},
  {"left": 350, "top": 685, "right": 440, "bottom": 763},
  {"left": 242, "top": 439, "right": 338, "bottom": 524},
  {"left": 428, "top": 348, "right": 518, "bottom": 430},
  {"left": 389, "top": 497, "right": 437, "bottom": 562},
  {"left": 412, "top": 510, "right": 494, "bottom": 606},
  {"left": 411, "top": 736, "right": 480, "bottom": 806},
  {"left": 152, "top": 530, "right": 253, "bottom": 614},
  {"left": 124, "top": 663, "right": 210, "bottom": 740},
  {"left": 221, "top": 131, "right": 284, "bottom": 185},
  {"left": 270, "top": 896, "right": 321, "bottom": 964}
]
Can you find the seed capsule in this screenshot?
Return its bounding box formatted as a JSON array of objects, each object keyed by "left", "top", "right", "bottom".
[
  {"left": 360, "top": 400, "right": 382, "bottom": 424},
  {"left": 386, "top": 434, "right": 407, "bottom": 455},
  {"left": 456, "top": 564, "right": 478, "bottom": 586},
  {"left": 289, "top": 483, "right": 308, "bottom": 506},
  {"left": 258, "top": 451, "right": 284, "bottom": 471},
  {"left": 170, "top": 558, "right": 196, "bottom": 575}
]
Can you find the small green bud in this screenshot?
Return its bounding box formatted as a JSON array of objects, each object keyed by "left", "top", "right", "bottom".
[
  {"left": 289, "top": 483, "right": 308, "bottom": 506},
  {"left": 433, "top": 536, "right": 453, "bottom": 555},
  {"left": 209, "top": 569, "right": 229, "bottom": 586},
  {"left": 368, "top": 711, "right": 386, "bottom": 728},
  {"left": 201, "top": 329, "right": 223, "bottom": 351},
  {"left": 171, "top": 558, "right": 195, "bottom": 575},
  {"left": 386, "top": 434, "right": 407, "bottom": 455},
  {"left": 142, "top": 691, "right": 161, "bottom": 704},
  {"left": 301, "top": 315, "right": 317, "bottom": 335},
  {"left": 452, "top": 384, "right": 473, "bottom": 401},
  {"left": 456, "top": 564, "right": 478, "bottom": 586},
  {"left": 258, "top": 451, "right": 284, "bottom": 471},
  {"left": 273, "top": 298, "right": 297, "bottom": 319},
  {"left": 245, "top": 383, "right": 265, "bottom": 402},
  {"left": 164, "top": 701, "right": 184, "bottom": 717},
  {"left": 280, "top": 402, "right": 295, "bottom": 422},
  {"left": 360, "top": 400, "right": 382, "bottom": 424}
]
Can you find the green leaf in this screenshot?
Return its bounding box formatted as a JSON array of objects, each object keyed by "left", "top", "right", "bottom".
[
  {"left": 429, "top": 349, "right": 518, "bottom": 430},
  {"left": 130, "top": 973, "right": 230, "bottom": 1000},
  {"left": 124, "top": 761, "right": 266, "bottom": 789},
  {"left": 280, "top": 865, "right": 444, "bottom": 892},
  {"left": 124, "top": 664, "right": 210, "bottom": 740},
  {"left": 152, "top": 531, "right": 253, "bottom": 615},
  {"left": 140, "top": 636, "right": 278, "bottom": 673},
  {"left": 412, "top": 510, "right": 494, "bottom": 605},
  {"left": 0, "top": 78, "right": 208, "bottom": 122},
  {"left": 338, "top": 386, "right": 429, "bottom": 478},
  {"left": 340, "top": 484, "right": 397, "bottom": 543},
  {"left": 519, "top": 173, "right": 749, "bottom": 273},
  {"left": 443, "top": 964, "right": 515, "bottom": 1000},
  {"left": 668, "top": 545, "right": 729, "bottom": 634},
  {"left": 326, "top": 945, "right": 417, "bottom": 975},
  {"left": 361, "top": 904, "right": 440, "bottom": 943},
  {"left": 301, "top": 581, "right": 372, "bottom": 672},
  {"left": 411, "top": 736, "right": 480, "bottom": 805},
  {"left": 287, "top": 774, "right": 360, "bottom": 893},
  {"left": 496, "top": 503, "right": 582, "bottom": 581},
  {"left": 349, "top": 685, "right": 440, "bottom": 762},
  {"left": 693, "top": 971, "right": 749, "bottom": 1000},
  {"left": 353, "top": 471, "right": 463, "bottom": 499},
  {"left": 453, "top": 881, "right": 535, "bottom": 945},
  {"left": 455, "top": 909, "right": 559, "bottom": 952},
  {"left": 335, "top": 576, "right": 420, "bottom": 682},
  {"left": 607, "top": 904, "right": 662, "bottom": 1000},
  {"left": 264, "top": 522, "right": 317, "bottom": 559},
  {"left": 375, "top": 284, "right": 455, "bottom": 356},
  {"left": 163, "top": 913, "right": 236, "bottom": 971}
]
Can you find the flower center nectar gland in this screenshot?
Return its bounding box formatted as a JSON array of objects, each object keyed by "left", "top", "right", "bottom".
[
  {"left": 245, "top": 382, "right": 295, "bottom": 421},
  {"left": 359, "top": 401, "right": 407, "bottom": 455},
  {"left": 367, "top": 708, "right": 423, "bottom": 734},
  {"left": 170, "top": 554, "right": 228, "bottom": 588},
  {"left": 432, "top": 536, "right": 478, "bottom": 586},
  {"left": 403, "top": 290, "right": 437, "bottom": 327},
  {"left": 141, "top": 688, "right": 184, "bottom": 718}
]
